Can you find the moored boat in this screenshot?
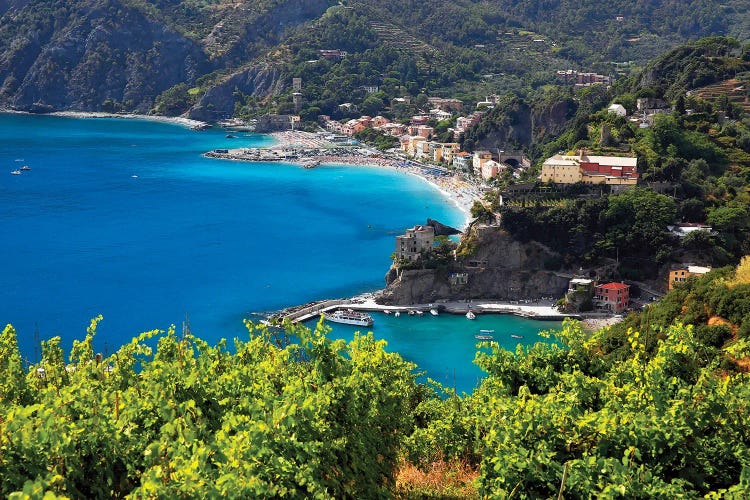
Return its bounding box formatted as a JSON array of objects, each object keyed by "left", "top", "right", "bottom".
[
  {"left": 20, "top": 165, "right": 31, "bottom": 171},
  {"left": 10, "top": 169, "right": 22, "bottom": 175},
  {"left": 430, "top": 308, "right": 439, "bottom": 316},
  {"left": 323, "top": 309, "right": 374, "bottom": 327},
  {"left": 474, "top": 333, "right": 493, "bottom": 340},
  {"left": 466, "top": 310, "right": 476, "bottom": 320},
  {"left": 510, "top": 334, "right": 524, "bottom": 339}
]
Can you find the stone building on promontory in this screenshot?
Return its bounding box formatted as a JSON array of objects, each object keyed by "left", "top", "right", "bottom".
[{"left": 379, "top": 223, "right": 571, "bottom": 305}]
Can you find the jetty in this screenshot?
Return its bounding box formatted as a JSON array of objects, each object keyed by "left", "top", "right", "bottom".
[{"left": 268, "top": 296, "right": 578, "bottom": 324}]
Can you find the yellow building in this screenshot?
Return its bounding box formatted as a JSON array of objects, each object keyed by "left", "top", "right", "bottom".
[
  {"left": 540, "top": 155, "right": 581, "bottom": 183},
  {"left": 668, "top": 265, "right": 711, "bottom": 290},
  {"left": 541, "top": 153, "right": 639, "bottom": 185}
]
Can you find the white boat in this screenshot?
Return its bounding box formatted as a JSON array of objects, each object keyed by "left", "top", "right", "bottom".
[
  {"left": 323, "top": 309, "right": 374, "bottom": 327},
  {"left": 10, "top": 169, "right": 22, "bottom": 175},
  {"left": 466, "top": 311, "right": 476, "bottom": 320},
  {"left": 430, "top": 309, "right": 439, "bottom": 316},
  {"left": 20, "top": 165, "right": 31, "bottom": 171},
  {"left": 475, "top": 332, "right": 493, "bottom": 340},
  {"left": 408, "top": 310, "right": 416, "bottom": 315},
  {"left": 383, "top": 309, "right": 391, "bottom": 315},
  {"left": 510, "top": 334, "right": 524, "bottom": 339},
  {"left": 394, "top": 311, "right": 401, "bottom": 317},
  {"left": 415, "top": 310, "right": 424, "bottom": 316}
]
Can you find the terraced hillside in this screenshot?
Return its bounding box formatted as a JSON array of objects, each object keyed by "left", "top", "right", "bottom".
[{"left": 694, "top": 78, "right": 750, "bottom": 113}]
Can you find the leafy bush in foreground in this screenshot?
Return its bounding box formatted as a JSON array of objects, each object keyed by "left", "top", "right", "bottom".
[{"left": 0, "top": 318, "right": 417, "bottom": 498}]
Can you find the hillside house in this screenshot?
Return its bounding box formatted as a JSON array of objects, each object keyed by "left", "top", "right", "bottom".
[
  {"left": 541, "top": 153, "right": 638, "bottom": 185},
  {"left": 481, "top": 160, "right": 506, "bottom": 180},
  {"left": 472, "top": 150, "right": 493, "bottom": 176},
  {"left": 667, "top": 223, "right": 713, "bottom": 238},
  {"left": 453, "top": 111, "right": 484, "bottom": 139},
  {"left": 430, "top": 109, "right": 453, "bottom": 121},
  {"left": 409, "top": 125, "right": 434, "bottom": 138},
  {"left": 556, "top": 70, "right": 612, "bottom": 87},
  {"left": 669, "top": 265, "right": 711, "bottom": 290},
  {"left": 608, "top": 104, "right": 627, "bottom": 117},
  {"left": 319, "top": 49, "right": 347, "bottom": 60},
  {"left": 594, "top": 282, "right": 630, "bottom": 313},
  {"left": 427, "top": 97, "right": 464, "bottom": 113}
]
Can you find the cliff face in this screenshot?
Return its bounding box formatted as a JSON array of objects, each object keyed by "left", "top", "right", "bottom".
[
  {"left": 379, "top": 224, "right": 570, "bottom": 305},
  {"left": 466, "top": 96, "right": 575, "bottom": 152},
  {"left": 188, "top": 64, "right": 284, "bottom": 122}
]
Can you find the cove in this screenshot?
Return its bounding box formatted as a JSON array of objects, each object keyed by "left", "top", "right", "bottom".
[{"left": 0, "top": 113, "right": 556, "bottom": 392}]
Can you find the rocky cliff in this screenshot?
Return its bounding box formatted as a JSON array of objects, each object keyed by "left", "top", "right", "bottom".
[
  {"left": 187, "top": 63, "right": 284, "bottom": 122},
  {"left": 379, "top": 224, "right": 570, "bottom": 305},
  {"left": 464, "top": 94, "right": 575, "bottom": 152}
]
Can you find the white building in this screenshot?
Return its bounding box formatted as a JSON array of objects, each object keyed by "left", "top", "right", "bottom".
[{"left": 608, "top": 104, "right": 627, "bottom": 117}]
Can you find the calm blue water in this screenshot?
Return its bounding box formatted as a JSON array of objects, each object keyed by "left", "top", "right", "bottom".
[{"left": 0, "top": 113, "right": 557, "bottom": 392}]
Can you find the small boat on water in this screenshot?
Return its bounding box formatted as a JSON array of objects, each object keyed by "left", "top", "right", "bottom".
[
  {"left": 20, "top": 165, "right": 31, "bottom": 171},
  {"left": 394, "top": 311, "right": 401, "bottom": 317},
  {"left": 10, "top": 169, "right": 22, "bottom": 175},
  {"left": 323, "top": 309, "right": 374, "bottom": 327},
  {"left": 383, "top": 309, "right": 391, "bottom": 315},
  {"left": 415, "top": 310, "right": 424, "bottom": 316},
  {"left": 430, "top": 308, "right": 439, "bottom": 316},
  {"left": 408, "top": 310, "right": 416, "bottom": 316},
  {"left": 475, "top": 333, "right": 494, "bottom": 340},
  {"left": 480, "top": 329, "right": 494, "bottom": 334},
  {"left": 510, "top": 334, "right": 524, "bottom": 339},
  {"left": 466, "top": 310, "right": 476, "bottom": 320},
  {"left": 225, "top": 134, "right": 236, "bottom": 138}
]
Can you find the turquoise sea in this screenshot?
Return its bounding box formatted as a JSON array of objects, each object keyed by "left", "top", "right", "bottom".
[{"left": 0, "top": 113, "right": 558, "bottom": 393}]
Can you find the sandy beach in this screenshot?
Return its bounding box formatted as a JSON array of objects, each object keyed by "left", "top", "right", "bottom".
[{"left": 267, "top": 131, "right": 481, "bottom": 227}]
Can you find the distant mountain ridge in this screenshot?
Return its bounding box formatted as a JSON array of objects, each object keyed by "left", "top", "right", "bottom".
[{"left": 0, "top": 0, "right": 747, "bottom": 116}]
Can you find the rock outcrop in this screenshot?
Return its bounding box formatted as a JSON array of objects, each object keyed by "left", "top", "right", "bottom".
[
  {"left": 379, "top": 224, "right": 570, "bottom": 305},
  {"left": 426, "top": 218, "right": 461, "bottom": 237},
  {"left": 187, "top": 64, "right": 284, "bottom": 122}
]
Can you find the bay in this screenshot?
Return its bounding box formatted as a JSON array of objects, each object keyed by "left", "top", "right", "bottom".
[{"left": 0, "top": 113, "right": 557, "bottom": 393}]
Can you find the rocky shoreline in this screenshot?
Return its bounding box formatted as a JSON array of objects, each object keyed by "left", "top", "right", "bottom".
[{"left": 0, "top": 109, "right": 209, "bottom": 129}]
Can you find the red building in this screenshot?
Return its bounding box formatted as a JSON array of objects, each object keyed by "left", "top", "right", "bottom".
[{"left": 594, "top": 282, "right": 630, "bottom": 313}]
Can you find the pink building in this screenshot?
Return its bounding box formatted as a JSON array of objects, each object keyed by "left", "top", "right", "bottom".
[{"left": 594, "top": 282, "right": 630, "bottom": 313}]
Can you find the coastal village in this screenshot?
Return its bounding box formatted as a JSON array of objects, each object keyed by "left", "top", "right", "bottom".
[{"left": 208, "top": 70, "right": 718, "bottom": 330}]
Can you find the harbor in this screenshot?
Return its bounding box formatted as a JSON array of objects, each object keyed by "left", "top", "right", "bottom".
[{"left": 266, "top": 294, "right": 579, "bottom": 325}]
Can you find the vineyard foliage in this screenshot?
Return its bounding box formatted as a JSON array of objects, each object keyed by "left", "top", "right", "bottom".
[{"left": 2, "top": 264, "right": 750, "bottom": 498}]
